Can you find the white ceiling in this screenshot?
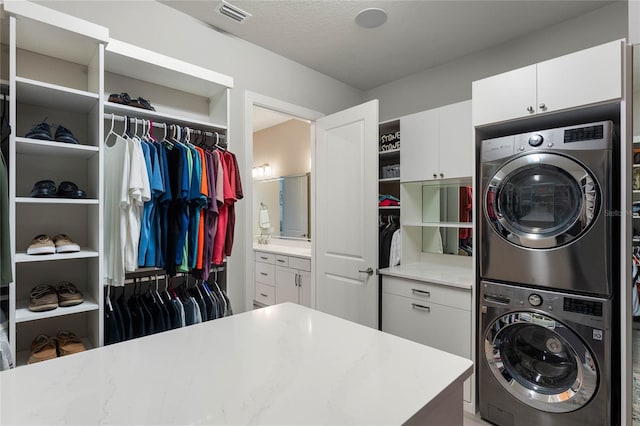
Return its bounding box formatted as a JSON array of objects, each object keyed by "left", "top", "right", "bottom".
[{"left": 162, "top": 0, "right": 615, "bottom": 91}]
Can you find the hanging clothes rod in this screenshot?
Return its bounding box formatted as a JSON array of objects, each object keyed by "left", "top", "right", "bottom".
[
  {"left": 124, "top": 265, "right": 225, "bottom": 280},
  {"left": 102, "top": 112, "right": 226, "bottom": 137}
]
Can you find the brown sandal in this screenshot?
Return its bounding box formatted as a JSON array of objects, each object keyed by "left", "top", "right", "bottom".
[
  {"left": 27, "top": 335, "right": 57, "bottom": 364},
  {"left": 56, "top": 330, "right": 86, "bottom": 356}
]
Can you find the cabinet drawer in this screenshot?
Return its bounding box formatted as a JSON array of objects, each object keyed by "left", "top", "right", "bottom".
[
  {"left": 289, "top": 256, "right": 311, "bottom": 272},
  {"left": 275, "top": 255, "right": 288, "bottom": 267},
  {"left": 255, "top": 262, "right": 275, "bottom": 285},
  {"left": 255, "top": 251, "right": 275, "bottom": 264},
  {"left": 255, "top": 282, "right": 275, "bottom": 305},
  {"left": 382, "top": 276, "right": 470, "bottom": 311},
  {"left": 382, "top": 292, "right": 471, "bottom": 359}
]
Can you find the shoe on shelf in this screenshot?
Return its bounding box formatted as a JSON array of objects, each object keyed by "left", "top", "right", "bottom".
[
  {"left": 56, "top": 330, "right": 86, "bottom": 356},
  {"left": 52, "top": 234, "right": 80, "bottom": 253},
  {"left": 26, "top": 234, "right": 56, "bottom": 255},
  {"left": 54, "top": 125, "right": 79, "bottom": 145},
  {"left": 108, "top": 92, "right": 131, "bottom": 105},
  {"left": 55, "top": 281, "right": 84, "bottom": 307},
  {"left": 27, "top": 334, "right": 58, "bottom": 364},
  {"left": 28, "top": 284, "right": 58, "bottom": 312},
  {"left": 24, "top": 121, "right": 53, "bottom": 141},
  {"left": 57, "top": 181, "right": 86, "bottom": 199},
  {"left": 129, "top": 96, "right": 155, "bottom": 111},
  {"left": 29, "top": 179, "right": 58, "bottom": 198}
]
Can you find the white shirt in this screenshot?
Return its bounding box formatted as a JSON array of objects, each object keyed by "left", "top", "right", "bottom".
[
  {"left": 104, "top": 134, "right": 130, "bottom": 286},
  {"left": 389, "top": 229, "right": 401, "bottom": 267},
  {"left": 125, "top": 137, "right": 151, "bottom": 271}
]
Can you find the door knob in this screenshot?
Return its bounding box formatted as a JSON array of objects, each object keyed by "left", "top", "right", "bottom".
[
  {"left": 358, "top": 267, "right": 374, "bottom": 276},
  {"left": 526, "top": 106, "right": 534, "bottom": 113}
]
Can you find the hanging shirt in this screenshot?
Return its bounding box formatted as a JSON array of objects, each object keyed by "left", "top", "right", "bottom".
[
  {"left": 213, "top": 150, "right": 234, "bottom": 265},
  {"left": 125, "top": 137, "right": 151, "bottom": 272},
  {"left": 138, "top": 141, "right": 163, "bottom": 267},
  {"left": 0, "top": 151, "right": 11, "bottom": 285},
  {"left": 155, "top": 142, "right": 172, "bottom": 268},
  {"left": 178, "top": 144, "right": 194, "bottom": 273},
  {"left": 389, "top": 229, "right": 401, "bottom": 267},
  {"left": 165, "top": 144, "right": 184, "bottom": 276},
  {"left": 224, "top": 151, "right": 243, "bottom": 256},
  {"left": 187, "top": 145, "right": 203, "bottom": 269},
  {"left": 195, "top": 146, "right": 209, "bottom": 271},
  {"left": 104, "top": 134, "right": 131, "bottom": 286},
  {"left": 175, "top": 143, "right": 191, "bottom": 269},
  {"left": 201, "top": 150, "right": 219, "bottom": 280}
]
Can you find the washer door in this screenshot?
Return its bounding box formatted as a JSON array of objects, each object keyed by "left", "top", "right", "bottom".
[
  {"left": 484, "top": 152, "right": 599, "bottom": 249},
  {"left": 484, "top": 311, "right": 598, "bottom": 413}
]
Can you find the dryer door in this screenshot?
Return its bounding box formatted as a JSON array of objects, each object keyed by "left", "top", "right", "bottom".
[
  {"left": 484, "top": 152, "right": 599, "bottom": 249},
  {"left": 484, "top": 311, "right": 598, "bottom": 413}
]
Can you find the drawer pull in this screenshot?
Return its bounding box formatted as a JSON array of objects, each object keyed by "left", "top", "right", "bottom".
[
  {"left": 260, "top": 256, "right": 268, "bottom": 260},
  {"left": 411, "top": 303, "right": 430, "bottom": 313},
  {"left": 277, "top": 259, "right": 286, "bottom": 263},
  {"left": 411, "top": 289, "right": 430, "bottom": 297},
  {"left": 260, "top": 293, "right": 268, "bottom": 298},
  {"left": 260, "top": 272, "right": 268, "bottom": 276}
]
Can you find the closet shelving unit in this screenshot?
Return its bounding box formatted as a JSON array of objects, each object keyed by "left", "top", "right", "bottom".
[
  {"left": 378, "top": 120, "right": 401, "bottom": 217},
  {"left": 4, "top": 0, "right": 109, "bottom": 366}
]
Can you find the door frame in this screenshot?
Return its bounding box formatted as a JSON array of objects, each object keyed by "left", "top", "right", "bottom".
[{"left": 243, "top": 91, "right": 324, "bottom": 312}]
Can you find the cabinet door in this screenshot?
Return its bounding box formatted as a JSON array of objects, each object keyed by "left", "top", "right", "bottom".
[
  {"left": 400, "top": 109, "right": 439, "bottom": 182},
  {"left": 438, "top": 100, "right": 472, "bottom": 179},
  {"left": 472, "top": 65, "right": 536, "bottom": 126},
  {"left": 275, "top": 266, "right": 299, "bottom": 304},
  {"left": 298, "top": 270, "right": 311, "bottom": 307},
  {"left": 537, "top": 40, "right": 622, "bottom": 114}
]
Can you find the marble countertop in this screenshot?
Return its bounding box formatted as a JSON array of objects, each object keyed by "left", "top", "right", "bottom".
[
  {"left": 254, "top": 242, "right": 311, "bottom": 258},
  {"left": 379, "top": 262, "right": 473, "bottom": 289},
  {"left": 0, "top": 303, "right": 472, "bottom": 425}
]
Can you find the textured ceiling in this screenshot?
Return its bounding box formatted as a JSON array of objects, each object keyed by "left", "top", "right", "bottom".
[{"left": 162, "top": 0, "right": 615, "bottom": 91}]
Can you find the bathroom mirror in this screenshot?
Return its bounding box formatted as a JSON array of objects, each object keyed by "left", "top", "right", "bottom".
[{"left": 254, "top": 173, "right": 310, "bottom": 240}]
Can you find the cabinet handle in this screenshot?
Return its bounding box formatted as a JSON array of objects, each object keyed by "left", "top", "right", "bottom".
[
  {"left": 539, "top": 103, "right": 546, "bottom": 110},
  {"left": 411, "top": 289, "right": 430, "bottom": 297},
  {"left": 411, "top": 303, "right": 430, "bottom": 312},
  {"left": 277, "top": 259, "right": 285, "bottom": 263},
  {"left": 260, "top": 293, "right": 268, "bottom": 298},
  {"left": 260, "top": 256, "right": 268, "bottom": 260},
  {"left": 439, "top": 173, "right": 444, "bottom": 178},
  {"left": 260, "top": 272, "right": 268, "bottom": 276},
  {"left": 433, "top": 173, "right": 437, "bottom": 179},
  {"left": 526, "top": 105, "right": 534, "bottom": 113},
  {"left": 295, "top": 274, "right": 300, "bottom": 287}
]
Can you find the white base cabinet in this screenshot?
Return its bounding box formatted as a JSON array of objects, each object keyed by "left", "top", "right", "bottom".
[
  {"left": 254, "top": 251, "right": 311, "bottom": 308},
  {"left": 381, "top": 275, "right": 473, "bottom": 407}
]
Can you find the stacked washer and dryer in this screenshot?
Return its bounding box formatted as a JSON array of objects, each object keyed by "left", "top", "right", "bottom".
[{"left": 478, "top": 121, "right": 617, "bottom": 425}]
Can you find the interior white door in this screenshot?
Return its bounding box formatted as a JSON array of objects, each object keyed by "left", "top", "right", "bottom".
[{"left": 315, "top": 100, "right": 379, "bottom": 328}]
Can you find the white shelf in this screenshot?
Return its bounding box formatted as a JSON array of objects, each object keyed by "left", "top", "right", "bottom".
[
  {"left": 104, "top": 102, "right": 227, "bottom": 131},
  {"left": 15, "top": 249, "right": 99, "bottom": 263},
  {"left": 379, "top": 206, "right": 400, "bottom": 210},
  {"left": 634, "top": 136, "right": 640, "bottom": 144},
  {"left": 15, "top": 296, "right": 99, "bottom": 323},
  {"left": 16, "top": 336, "right": 93, "bottom": 367},
  {"left": 379, "top": 148, "right": 400, "bottom": 156},
  {"left": 16, "top": 77, "right": 99, "bottom": 113},
  {"left": 403, "top": 221, "right": 473, "bottom": 228},
  {"left": 15, "top": 137, "right": 99, "bottom": 158},
  {"left": 105, "top": 38, "right": 233, "bottom": 97},
  {"left": 379, "top": 177, "right": 400, "bottom": 183},
  {"left": 16, "top": 197, "right": 99, "bottom": 205},
  {"left": 634, "top": 190, "right": 640, "bottom": 194},
  {"left": 634, "top": 164, "right": 640, "bottom": 168}
]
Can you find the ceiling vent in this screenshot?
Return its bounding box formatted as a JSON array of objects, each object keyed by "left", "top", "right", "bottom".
[{"left": 216, "top": 1, "right": 252, "bottom": 24}]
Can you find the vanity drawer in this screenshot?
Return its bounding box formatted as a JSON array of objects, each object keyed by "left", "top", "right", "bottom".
[
  {"left": 255, "top": 251, "right": 275, "bottom": 264},
  {"left": 289, "top": 256, "right": 311, "bottom": 272},
  {"left": 382, "top": 276, "right": 470, "bottom": 311},
  {"left": 275, "top": 255, "right": 288, "bottom": 267},
  {"left": 255, "top": 262, "right": 276, "bottom": 285},
  {"left": 255, "top": 282, "right": 275, "bottom": 305}
]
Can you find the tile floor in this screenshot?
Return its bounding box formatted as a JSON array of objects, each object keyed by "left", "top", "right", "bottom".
[{"left": 463, "top": 411, "right": 492, "bottom": 425}]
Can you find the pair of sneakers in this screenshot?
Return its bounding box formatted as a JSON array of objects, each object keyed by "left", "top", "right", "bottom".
[
  {"left": 27, "top": 234, "right": 80, "bottom": 255},
  {"left": 27, "top": 331, "right": 86, "bottom": 364},
  {"left": 28, "top": 282, "right": 84, "bottom": 312},
  {"left": 25, "top": 121, "right": 79, "bottom": 144}
]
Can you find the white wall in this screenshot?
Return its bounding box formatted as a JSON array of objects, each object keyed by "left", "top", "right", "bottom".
[
  {"left": 38, "top": 0, "right": 364, "bottom": 314},
  {"left": 365, "top": 2, "right": 628, "bottom": 121}
]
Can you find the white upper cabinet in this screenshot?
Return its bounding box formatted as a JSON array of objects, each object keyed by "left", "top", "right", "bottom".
[
  {"left": 401, "top": 100, "right": 472, "bottom": 182},
  {"left": 473, "top": 39, "right": 623, "bottom": 126}
]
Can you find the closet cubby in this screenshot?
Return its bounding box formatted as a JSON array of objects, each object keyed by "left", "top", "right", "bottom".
[{"left": 5, "top": 0, "right": 108, "bottom": 366}]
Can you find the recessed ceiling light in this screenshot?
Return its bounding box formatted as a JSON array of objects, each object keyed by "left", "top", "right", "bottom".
[{"left": 355, "top": 8, "right": 387, "bottom": 29}]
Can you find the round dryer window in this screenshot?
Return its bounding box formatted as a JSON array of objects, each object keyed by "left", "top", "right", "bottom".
[
  {"left": 484, "top": 311, "right": 598, "bottom": 413},
  {"left": 484, "top": 152, "right": 600, "bottom": 249}
]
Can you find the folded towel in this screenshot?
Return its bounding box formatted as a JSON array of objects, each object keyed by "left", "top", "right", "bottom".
[{"left": 259, "top": 208, "right": 270, "bottom": 229}]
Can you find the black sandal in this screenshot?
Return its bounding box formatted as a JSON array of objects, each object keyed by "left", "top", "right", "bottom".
[
  {"left": 108, "top": 92, "right": 131, "bottom": 105},
  {"left": 57, "top": 181, "right": 87, "bottom": 199},
  {"left": 30, "top": 180, "right": 57, "bottom": 198},
  {"left": 129, "top": 96, "right": 156, "bottom": 111}
]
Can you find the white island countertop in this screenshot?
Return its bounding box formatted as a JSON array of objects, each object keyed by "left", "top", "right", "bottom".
[{"left": 0, "top": 303, "right": 472, "bottom": 425}]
